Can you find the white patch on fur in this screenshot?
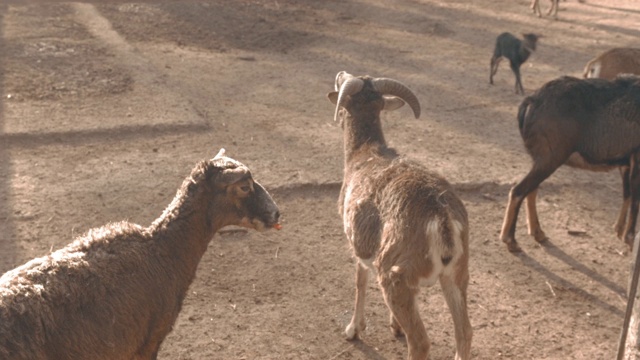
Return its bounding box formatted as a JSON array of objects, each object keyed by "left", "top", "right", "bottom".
[
  {"left": 450, "top": 219, "right": 465, "bottom": 262},
  {"left": 419, "top": 218, "right": 465, "bottom": 287},
  {"left": 420, "top": 220, "right": 443, "bottom": 287}
]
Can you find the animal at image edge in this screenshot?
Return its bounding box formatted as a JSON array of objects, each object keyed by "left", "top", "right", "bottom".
[
  {"left": 499, "top": 75, "right": 640, "bottom": 252},
  {"left": 328, "top": 71, "right": 472, "bottom": 360},
  {"left": 0, "top": 149, "right": 281, "bottom": 360},
  {"left": 583, "top": 47, "right": 640, "bottom": 81}
]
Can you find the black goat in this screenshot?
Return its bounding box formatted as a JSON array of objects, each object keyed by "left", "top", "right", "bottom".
[{"left": 490, "top": 32, "right": 540, "bottom": 95}]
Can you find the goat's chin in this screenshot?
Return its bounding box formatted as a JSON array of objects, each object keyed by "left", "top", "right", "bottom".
[{"left": 238, "top": 217, "right": 269, "bottom": 232}]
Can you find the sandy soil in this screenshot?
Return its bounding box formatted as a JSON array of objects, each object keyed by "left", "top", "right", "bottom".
[{"left": 2, "top": 0, "right": 640, "bottom": 359}]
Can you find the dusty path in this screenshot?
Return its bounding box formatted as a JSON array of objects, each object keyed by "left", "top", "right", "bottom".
[{"left": 2, "top": 0, "right": 640, "bottom": 359}]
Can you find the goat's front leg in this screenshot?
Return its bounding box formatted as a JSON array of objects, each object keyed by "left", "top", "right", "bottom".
[
  {"left": 525, "top": 188, "right": 548, "bottom": 243},
  {"left": 489, "top": 57, "right": 501, "bottom": 84},
  {"left": 345, "top": 261, "right": 368, "bottom": 340}
]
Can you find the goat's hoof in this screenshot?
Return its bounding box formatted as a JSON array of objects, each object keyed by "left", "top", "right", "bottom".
[
  {"left": 533, "top": 231, "right": 548, "bottom": 244},
  {"left": 624, "top": 233, "right": 635, "bottom": 249},
  {"left": 345, "top": 321, "right": 364, "bottom": 340},
  {"left": 390, "top": 323, "right": 404, "bottom": 338},
  {"left": 506, "top": 241, "right": 522, "bottom": 253}
]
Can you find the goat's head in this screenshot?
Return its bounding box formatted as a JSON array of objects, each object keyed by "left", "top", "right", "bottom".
[
  {"left": 327, "top": 71, "right": 421, "bottom": 125},
  {"left": 207, "top": 149, "right": 281, "bottom": 232},
  {"left": 522, "top": 33, "right": 540, "bottom": 51}
]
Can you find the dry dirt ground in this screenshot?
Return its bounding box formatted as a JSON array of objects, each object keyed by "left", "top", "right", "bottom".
[{"left": 2, "top": 0, "right": 640, "bottom": 359}]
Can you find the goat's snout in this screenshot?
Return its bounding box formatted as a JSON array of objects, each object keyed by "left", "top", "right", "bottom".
[{"left": 246, "top": 182, "right": 281, "bottom": 231}]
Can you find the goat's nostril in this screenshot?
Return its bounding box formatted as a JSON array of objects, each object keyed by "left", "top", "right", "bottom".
[{"left": 274, "top": 210, "right": 280, "bottom": 221}]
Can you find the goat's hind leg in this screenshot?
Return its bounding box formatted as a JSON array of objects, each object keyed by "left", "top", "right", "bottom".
[
  {"left": 501, "top": 162, "right": 560, "bottom": 252},
  {"left": 345, "top": 261, "right": 369, "bottom": 340},
  {"left": 615, "top": 166, "right": 631, "bottom": 238},
  {"left": 530, "top": 0, "right": 542, "bottom": 16},
  {"left": 489, "top": 57, "right": 501, "bottom": 85},
  {"left": 440, "top": 265, "right": 472, "bottom": 360},
  {"left": 547, "top": 0, "right": 559, "bottom": 18},
  {"left": 380, "top": 272, "right": 429, "bottom": 360},
  {"left": 623, "top": 153, "right": 640, "bottom": 247}
]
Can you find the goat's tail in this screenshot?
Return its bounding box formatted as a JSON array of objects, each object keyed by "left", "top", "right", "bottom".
[
  {"left": 517, "top": 96, "right": 534, "bottom": 136},
  {"left": 426, "top": 212, "right": 465, "bottom": 267}
]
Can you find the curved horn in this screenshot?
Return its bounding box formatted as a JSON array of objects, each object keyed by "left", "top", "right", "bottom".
[
  {"left": 334, "top": 71, "right": 354, "bottom": 91},
  {"left": 334, "top": 77, "right": 364, "bottom": 122},
  {"left": 371, "top": 78, "right": 421, "bottom": 119}
]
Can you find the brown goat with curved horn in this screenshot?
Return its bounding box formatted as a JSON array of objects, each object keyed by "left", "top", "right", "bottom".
[{"left": 328, "top": 71, "right": 472, "bottom": 360}]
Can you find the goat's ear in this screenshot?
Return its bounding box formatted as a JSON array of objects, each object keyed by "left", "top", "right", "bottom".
[
  {"left": 214, "top": 148, "right": 226, "bottom": 159},
  {"left": 327, "top": 92, "right": 339, "bottom": 105},
  {"left": 383, "top": 96, "right": 406, "bottom": 112},
  {"left": 218, "top": 167, "right": 250, "bottom": 186}
]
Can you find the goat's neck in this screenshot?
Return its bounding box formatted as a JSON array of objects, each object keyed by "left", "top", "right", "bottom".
[
  {"left": 343, "top": 113, "right": 387, "bottom": 162},
  {"left": 148, "top": 181, "right": 220, "bottom": 281}
]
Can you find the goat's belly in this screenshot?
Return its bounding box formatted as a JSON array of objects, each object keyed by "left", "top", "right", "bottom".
[{"left": 564, "top": 153, "right": 618, "bottom": 172}]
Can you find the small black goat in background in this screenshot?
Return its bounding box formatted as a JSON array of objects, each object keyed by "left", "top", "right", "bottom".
[{"left": 489, "top": 32, "right": 540, "bottom": 95}]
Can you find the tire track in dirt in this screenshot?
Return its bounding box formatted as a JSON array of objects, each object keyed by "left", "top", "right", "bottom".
[
  {"left": 0, "top": 3, "right": 18, "bottom": 270},
  {"left": 71, "top": 3, "right": 208, "bottom": 126}
]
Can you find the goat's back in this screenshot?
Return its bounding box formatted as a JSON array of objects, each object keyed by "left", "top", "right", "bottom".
[
  {"left": 493, "top": 32, "right": 536, "bottom": 65},
  {"left": 518, "top": 75, "right": 640, "bottom": 165},
  {"left": 343, "top": 154, "right": 467, "bottom": 270},
  {"left": 585, "top": 48, "right": 640, "bottom": 80},
  {"left": 0, "top": 222, "right": 178, "bottom": 360},
  {"left": 493, "top": 32, "right": 521, "bottom": 60}
]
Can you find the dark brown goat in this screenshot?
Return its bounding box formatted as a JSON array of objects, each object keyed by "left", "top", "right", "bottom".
[
  {"left": 0, "top": 149, "right": 280, "bottom": 360},
  {"left": 328, "top": 71, "right": 472, "bottom": 360},
  {"left": 582, "top": 48, "right": 640, "bottom": 240},
  {"left": 490, "top": 32, "right": 540, "bottom": 95},
  {"left": 500, "top": 75, "right": 640, "bottom": 252}
]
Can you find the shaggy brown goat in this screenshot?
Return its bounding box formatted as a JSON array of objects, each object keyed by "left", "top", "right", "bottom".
[
  {"left": 328, "top": 71, "right": 472, "bottom": 360},
  {"left": 0, "top": 149, "right": 280, "bottom": 360},
  {"left": 490, "top": 32, "right": 540, "bottom": 95},
  {"left": 500, "top": 75, "right": 640, "bottom": 252}
]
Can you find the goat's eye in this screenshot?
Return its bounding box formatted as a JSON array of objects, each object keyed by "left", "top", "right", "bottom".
[{"left": 240, "top": 185, "right": 251, "bottom": 193}]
